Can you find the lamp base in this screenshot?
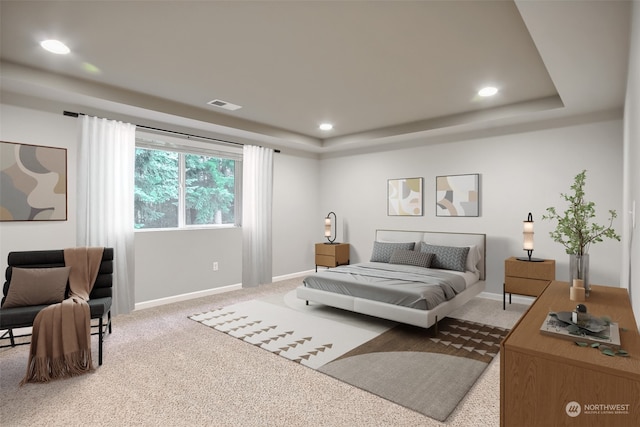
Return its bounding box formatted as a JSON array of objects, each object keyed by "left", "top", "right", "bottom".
[
  {"left": 516, "top": 257, "right": 545, "bottom": 262},
  {"left": 324, "top": 242, "right": 340, "bottom": 245}
]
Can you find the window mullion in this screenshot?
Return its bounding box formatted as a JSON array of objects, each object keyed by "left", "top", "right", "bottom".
[{"left": 179, "top": 153, "right": 186, "bottom": 227}]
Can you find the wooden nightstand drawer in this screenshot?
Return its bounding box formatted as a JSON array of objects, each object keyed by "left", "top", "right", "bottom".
[
  {"left": 315, "top": 254, "right": 338, "bottom": 267},
  {"left": 315, "top": 244, "right": 336, "bottom": 256},
  {"left": 505, "top": 258, "right": 555, "bottom": 280},
  {"left": 314, "top": 243, "right": 349, "bottom": 271},
  {"left": 503, "top": 257, "right": 555, "bottom": 309},
  {"left": 504, "top": 276, "right": 549, "bottom": 297}
]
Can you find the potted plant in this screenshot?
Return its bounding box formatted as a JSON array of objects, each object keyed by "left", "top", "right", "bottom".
[{"left": 542, "top": 170, "right": 620, "bottom": 295}]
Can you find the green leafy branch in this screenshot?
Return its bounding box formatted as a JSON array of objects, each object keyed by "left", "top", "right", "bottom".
[
  {"left": 542, "top": 170, "right": 620, "bottom": 255},
  {"left": 575, "top": 341, "right": 629, "bottom": 357},
  {"left": 574, "top": 315, "right": 629, "bottom": 357}
]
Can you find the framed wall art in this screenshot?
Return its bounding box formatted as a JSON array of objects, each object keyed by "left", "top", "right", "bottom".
[
  {"left": 388, "top": 177, "right": 423, "bottom": 216},
  {"left": 0, "top": 141, "right": 67, "bottom": 221},
  {"left": 436, "top": 173, "right": 479, "bottom": 217}
]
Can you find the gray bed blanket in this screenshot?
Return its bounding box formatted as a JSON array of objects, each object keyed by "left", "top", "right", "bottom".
[{"left": 302, "top": 262, "right": 467, "bottom": 310}]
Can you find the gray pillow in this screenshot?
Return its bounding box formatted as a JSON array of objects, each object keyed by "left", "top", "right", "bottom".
[
  {"left": 370, "top": 241, "right": 415, "bottom": 263},
  {"left": 2, "top": 267, "right": 71, "bottom": 309},
  {"left": 420, "top": 243, "right": 470, "bottom": 272},
  {"left": 389, "top": 249, "right": 434, "bottom": 268}
]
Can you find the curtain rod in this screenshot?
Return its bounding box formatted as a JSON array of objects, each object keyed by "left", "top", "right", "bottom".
[{"left": 63, "top": 110, "right": 280, "bottom": 153}]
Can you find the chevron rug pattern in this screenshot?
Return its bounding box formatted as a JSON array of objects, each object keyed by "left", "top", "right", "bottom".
[{"left": 189, "top": 291, "right": 508, "bottom": 421}]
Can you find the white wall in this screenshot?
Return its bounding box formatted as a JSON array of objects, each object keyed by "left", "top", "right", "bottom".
[
  {"left": 623, "top": 1, "right": 640, "bottom": 325},
  {"left": 320, "top": 119, "right": 624, "bottom": 296},
  {"left": 0, "top": 100, "right": 321, "bottom": 305},
  {"left": 0, "top": 96, "right": 627, "bottom": 306},
  {"left": 0, "top": 104, "right": 78, "bottom": 255},
  {"left": 134, "top": 227, "right": 243, "bottom": 303},
  {"left": 134, "top": 151, "right": 320, "bottom": 304},
  {"left": 272, "top": 152, "right": 320, "bottom": 277}
]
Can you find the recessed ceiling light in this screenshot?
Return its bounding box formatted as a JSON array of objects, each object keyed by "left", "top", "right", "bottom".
[
  {"left": 478, "top": 86, "right": 498, "bottom": 97},
  {"left": 40, "top": 39, "right": 70, "bottom": 55},
  {"left": 319, "top": 123, "right": 333, "bottom": 131}
]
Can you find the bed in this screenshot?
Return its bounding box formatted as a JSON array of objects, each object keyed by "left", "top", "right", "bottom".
[{"left": 296, "top": 229, "right": 486, "bottom": 330}]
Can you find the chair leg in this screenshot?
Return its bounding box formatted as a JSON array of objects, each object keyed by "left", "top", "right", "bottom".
[
  {"left": 98, "top": 316, "right": 103, "bottom": 366},
  {"left": 108, "top": 310, "right": 112, "bottom": 334},
  {"left": 9, "top": 329, "right": 15, "bottom": 347}
]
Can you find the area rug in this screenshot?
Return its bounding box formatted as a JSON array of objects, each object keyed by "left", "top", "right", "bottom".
[{"left": 189, "top": 290, "right": 509, "bottom": 422}]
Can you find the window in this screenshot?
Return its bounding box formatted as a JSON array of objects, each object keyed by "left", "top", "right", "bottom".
[{"left": 134, "top": 133, "right": 241, "bottom": 229}]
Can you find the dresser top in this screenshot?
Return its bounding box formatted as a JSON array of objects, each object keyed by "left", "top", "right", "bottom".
[{"left": 503, "top": 281, "right": 640, "bottom": 380}]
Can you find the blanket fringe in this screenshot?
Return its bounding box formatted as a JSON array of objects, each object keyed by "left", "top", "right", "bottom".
[{"left": 20, "top": 350, "right": 94, "bottom": 385}]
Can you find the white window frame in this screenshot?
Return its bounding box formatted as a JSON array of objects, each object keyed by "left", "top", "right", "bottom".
[{"left": 135, "top": 131, "right": 242, "bottom": 230}]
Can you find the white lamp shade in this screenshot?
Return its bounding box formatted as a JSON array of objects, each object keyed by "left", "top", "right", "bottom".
[
  {"left": 523, "top": 233, "right": 534, "bottom": 250},
  {"left": 324, "top": 217, "right": 331, "bottom": 237},
  {"left": 523, "top": 215, "right": 534, "bottom": 250}
]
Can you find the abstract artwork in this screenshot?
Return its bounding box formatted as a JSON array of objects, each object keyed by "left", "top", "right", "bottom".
[
  {"left": 388, "top": 177, "right": 423, "bottom": 216},
  {"left": 436, "top": 174, "right": 479, "bottom": 217},
  {"left": 0, "top": 141, "right": 67, "bottom": 221}
]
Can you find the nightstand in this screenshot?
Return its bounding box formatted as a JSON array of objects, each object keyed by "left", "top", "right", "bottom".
[
  {"left": 315, "top": 243, "right": 349, "bottom": 272},
  {"left": 503, "top": 256, "right": 555, "bottom": 309}
]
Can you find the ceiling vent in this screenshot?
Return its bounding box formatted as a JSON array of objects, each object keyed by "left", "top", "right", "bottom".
[{"left": 207, "top": 99, "right": 242, "bottom": 111}]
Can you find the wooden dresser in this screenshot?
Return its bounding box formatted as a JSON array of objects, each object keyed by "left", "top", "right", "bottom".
[
  {"left": 314, "top": 243, "right": 349, "bottom": 272},
  {"left": 500, "top": 281, "right": 640, "bottom": 426},
  {"left": 504, "top": 256, "right": 555, "bottom": 309}
]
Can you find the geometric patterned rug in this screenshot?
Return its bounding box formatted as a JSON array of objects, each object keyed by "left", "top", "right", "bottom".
[
  {"left": 189, "top": 291, "right": 509, "bottom": 421},
  {"left": 348, "top": 317, "right": 506, "bottom": 365}
]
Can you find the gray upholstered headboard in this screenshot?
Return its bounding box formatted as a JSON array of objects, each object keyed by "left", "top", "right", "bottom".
[{"left": 375, "top": 229, "right": 486, "bottom": 280}]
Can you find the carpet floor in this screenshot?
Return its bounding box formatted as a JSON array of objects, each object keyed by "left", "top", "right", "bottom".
[
  {"left": 0, "top": 277, "right": 528, "bottom": 426},
  {"left": 189, "top": 290, "right": 510, "bottom": 421}
]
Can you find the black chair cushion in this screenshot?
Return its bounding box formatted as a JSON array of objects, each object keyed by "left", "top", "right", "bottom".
[{"left": 0, "top": 297, "right": 112, "bottom": 330}]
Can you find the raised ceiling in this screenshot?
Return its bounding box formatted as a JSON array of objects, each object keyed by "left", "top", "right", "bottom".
[{"left": 0, "top": 1, "right": 631, "bottom": 154}]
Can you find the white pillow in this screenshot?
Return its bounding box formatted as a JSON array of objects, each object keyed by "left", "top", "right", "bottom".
[{"left": 466, "top": 245, "right": 482, "bottom": 273}]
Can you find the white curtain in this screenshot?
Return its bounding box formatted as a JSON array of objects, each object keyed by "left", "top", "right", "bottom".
[
  {"left": 242, "top": 145, "right": 274, "bottom": 287},
  {"left": 77, "top": 115, "right": 136, "bottom": 315}
]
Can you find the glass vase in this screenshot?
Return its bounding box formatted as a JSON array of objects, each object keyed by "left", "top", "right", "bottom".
[{"left": 569, "top": 254, "right": 590, "bottom": 296}]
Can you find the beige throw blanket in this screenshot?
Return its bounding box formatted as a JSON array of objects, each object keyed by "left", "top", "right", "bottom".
[{"left": 21, "top": 247, "right": 104, "bottom": 385}]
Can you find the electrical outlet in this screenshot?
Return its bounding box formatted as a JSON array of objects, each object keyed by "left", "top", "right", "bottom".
[{"left": 213, "top": 261, "right": 219, "bottom": 271}]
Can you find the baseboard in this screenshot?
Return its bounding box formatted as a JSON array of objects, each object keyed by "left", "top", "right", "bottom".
[
  {"left": 135, "top": 283, "right": 243, "bottom": 311},
  {"left": 134, "top": 270, "right": 314, "bottom": 311},
  {"left": 274, "top": 270, "right": 315, "bottom": 281}
]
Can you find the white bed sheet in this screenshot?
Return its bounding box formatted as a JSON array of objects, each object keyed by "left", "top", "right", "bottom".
[{"left": 429, "top": 269, "right": 479, "bottom": 288}]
